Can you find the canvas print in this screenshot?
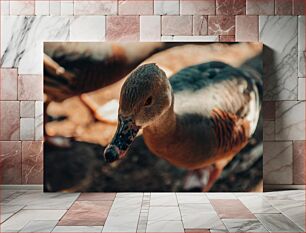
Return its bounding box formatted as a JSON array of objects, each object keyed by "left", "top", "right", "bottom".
[{"left": 43, "top": 42, "right": 263, "bottom": 192}]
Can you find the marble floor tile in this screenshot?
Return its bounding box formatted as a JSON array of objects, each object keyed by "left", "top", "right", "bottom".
[
  {"left": 260, "top": 16, "right": 298, "bottom": 100},
  {"left": 58, "top": 201, "right": 113, "bottom": 226},
  {"left": 148, "top": 206, "right": 181, "bottom": 221},
  {"left": 238, "top": 195, "right": 279, "bottom": 213},
  {"left": 210, "top": 199, "right": 256, "bottom": 219},
  {"left": 222, "top": 219, "right": 269, "bottom": 232},
  {"left": 263, "top": 190, "right": 305, "bottom": 201},
  {"left": 180, "top": 204, "right": 223, "bottom": 229},
  {"left": 116, "top": 192, "right": 143, "bottom": 198},
  {"left": 150, "top": 193, "right": 178, "bottom": 206},
  {"left": 206, "top": 193, "right": 236, "bottom": 199},
  {"left": 256, "top": 213, "right": 303, "bottom": 232},
  {"left": 177, "top": 193, "right": 210, "bottom": 204},
  {"left": 267, "top": 200, "right": 305, "bottom": 230},
  {"left": 78, "top": 193, "right": 116, "bottom": 201},
  {"left": 0, "top": 209, "right": 66, "bottom": 232},
  {"left": 0, "top": 190, "right": 17, "bottom": 201},
  {"left": 6, "top": 191, "right": 79, "bottom": 210},
  {"left": 146, "top": 220, "right": 184, "bottom": 233},
  {"left": 19, "top": 220, "right": 58, "bottom": 232},
  {"left": 1, "top": 16, "right": 70, "bottom": 74},
  {"left": 52, "top": 226, "right": 103, "bottom": 232},
  {"left": 102, "top": 202, "right": 141, "bottom": 232},
  {"left": 1, "top": 204, "right": 25, "bottom": 223}
]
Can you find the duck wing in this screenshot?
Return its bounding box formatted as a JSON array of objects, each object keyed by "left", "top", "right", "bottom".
[{"left": 170, "top": 56, "right": 262, "bottom": 138}]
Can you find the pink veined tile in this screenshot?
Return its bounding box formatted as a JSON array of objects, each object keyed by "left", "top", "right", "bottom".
[
  {"left": 180, "top": 0, "right": 215, "bottom": 15},
  {"left": 74, "top": 1, "right": 117, "bottom": 15},
  {"left": 0, "top": 141, "right": 22, "bottom": 184},
  {"left": 208, "top": 16, "right": 235, "bottom": 36},
  {"left": 219, "top": 35, "right": 235, "bottom": 42},
  {"left": 58, "top": 201, "right": 113, "bottom": 226},
  {"left": 210, "top": 199, "right": 256, "bottom": 219},
  {"left": 275, "top": 0, "right": 293, "bottom": 15},
  {"left": 293, "top": 0, "right": 305, "bottom": 15},
  {"left": 246, "top": 0, "right": 274, "bottom": 15},
  {"left": 119, "top": 0, "right": 153, "bottom": 15},
  {"left": 78, "top": 193, "right": 116, "bottom": 201},
  {"left": 18, "top": 75, "right": 43, "bottom": 101},
  {"left": 20, "top": 101, "right": 35, "bottom": 118},
  {"left": 216, "top": 0, "right": 246, "bottom": 15},
  {"left": 236, "top": 15, "right": 259, "bottom": 42},
  {"left": 22, "top": 141, "right": 43, "bottom": 184},
  {"left": 293, "top": 140, "right": 305, "bottom": 184},
  {"left": 106, "top": 16, "right": 140, "bottom": 41},
  {"left": 193, "top": 16, "right": 208, "bottom": 36},
  {"left": 263, "top": 101, "right": 275, "bottom": 120},
  {"left": 10, "top": 0, "right": 35, "bottom": 15},
  {"left": 0, "top": 101, "right": 20, "bottom": 140},
  {"left": 162, "top": 16, "right": 192, "bottom": 36},
  {"left": 0, "top": 69, "right": 18, "bottom": 100}
]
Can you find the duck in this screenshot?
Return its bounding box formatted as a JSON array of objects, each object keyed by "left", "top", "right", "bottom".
[{"left": 104, "top": 55, "right": 263, "bottom": 190}]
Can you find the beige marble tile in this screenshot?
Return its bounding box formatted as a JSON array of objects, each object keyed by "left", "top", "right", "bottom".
[
  {"left": 263, "top": 141, "right": 293, "bottom": 184},
  {"left": 275, "top": 101, "right": 305, "bottom": 140}
]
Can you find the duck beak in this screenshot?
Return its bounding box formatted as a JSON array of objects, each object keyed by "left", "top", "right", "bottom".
[{"left": 104, "top": 115, "right": 140, "bottom": 163}]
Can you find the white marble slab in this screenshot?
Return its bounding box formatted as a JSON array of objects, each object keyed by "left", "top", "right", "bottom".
[
  {"left": 180, "top": 203, "right": 222, "bottom": 229},
  {"left": 70, "top": 16, "right": 106, "bottom": 41},
  {"left": 52, "top": 226, "right": 104, "bottom": 232},
  {"left": 1, "top": 209, "right": 66, "bottom": 232},
  {"left": 238, "top": 196, "right": 279, "bottom": 213},
  {"left": 148, "top": 206, "right": 181, "bottom": 221},
  {"left": 1, "top": 0, "right": 10, "bottom": 15},
  {"left": 259, "top": 16, "right": 298, "bottom": 100},
  {"left": 176, "top": 193, "right": 210, "bottom": 203},
  {"left": 154, "top": 0, "right": 179, "bottom": 15},
  {"left": 103, "top": 195, "right": 142, "bottom": 232},
  {"left": 298, "top": 16, "right": 305, "bottom": 78},
  {"left": 147, "top": 220, "right": 184, "bottom": 232},
  {"left": 150, "top": 193, "right": 178, "bottom": 206},
  {"left": 298, "top": 78, "right": 305, "bottom": 100},
  {"left": 20, "top": 220, "right": 58, "bottom": 232},
  {"left": 140, "top": 16, "right": 161, "bottom": 41},
  {"left": 275, "top": 101, "right": 305, "bottom": 140},
  {"left": 161, "top": 35, "right": 219, "bottom": 41},
  {"left": 1, "top": 16, "right": 70, "bottom": 74},
  {"left": 256, "top": 213, "right": 303, "bottom": 232},
  {"left": 61, "top": 1, "right": 74, "bottom": 15},
  {"left": 35, "top": 101, "right": 43, "bottom": 140},
  {"left": 35, "top": 1, "right": 50, "bottom": 15},
  {"left": 223, "top": 219, "right": 268, "bottom": 232},
  {"left": 20, "top": 118, "right": 35, "bottom": 140},
  {"left": 263, "top": 190, "right": 305, "bottom": 201},
  {"left": 50, "top": 1, "right": 61, "bottom": 15},
  {"left": 1, "top": 204, "right": 25, "bottom": 223},
  {"left": 263, "top": 141, "right": 293, "bottom": 184},
  {"left": 267, "top": 200, "right": 305, "bottom": 230},
  {"left": 6, "top": 191, "right": 79, "bottom": 210}
]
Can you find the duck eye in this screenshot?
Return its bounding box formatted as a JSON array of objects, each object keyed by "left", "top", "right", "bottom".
[{"left": 144, "top": 96, "right": 152, "bottom": 106}]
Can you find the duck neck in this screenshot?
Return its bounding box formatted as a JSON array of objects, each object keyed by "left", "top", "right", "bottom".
[{"left": 144, "top": 96, "right": 177, "bottom": 139}]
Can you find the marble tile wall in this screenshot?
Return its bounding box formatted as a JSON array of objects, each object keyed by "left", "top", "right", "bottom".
[{"left": 0, "top": 0, "right": 305, "bottom": 187}]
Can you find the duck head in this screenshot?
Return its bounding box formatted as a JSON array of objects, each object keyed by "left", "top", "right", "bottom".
[{"left": 104, "top": 63, "right": 172, "bottom": 163}]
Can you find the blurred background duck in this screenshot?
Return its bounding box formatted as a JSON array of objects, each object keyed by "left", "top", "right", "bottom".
[{"left": 104, "top": 55, "right": 263, "bottom": 191}]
